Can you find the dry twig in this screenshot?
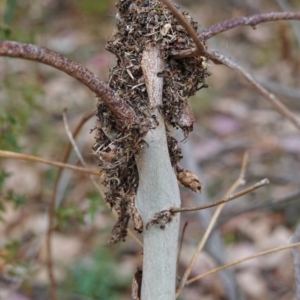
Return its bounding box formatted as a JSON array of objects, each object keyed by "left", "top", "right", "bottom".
[
  {"left": 172, "top": 178, "right": 269, "bottom": 213},
  {"left": 0, "top": 150, "right": 101, "bottom": 176},
  {"left": 218, "top": 189, "right": 300, "bottom": 228},
  {"left": 62, "top": 110, "right": 143, "bottom": 247},
  {"left": 292, "top": 225, "right": 300, "bottom": 300},
  {"left": 187, "top": 241, "right": 300, "bottom": 285},
  {"left": 164, "top": 5, "right": 300, "bottom": 131},
  {"left": 177, "top": 221, "right": 188, "bottom": 273},
  {"left": 200, "top": 12, "right": 300, "bottom": 41},
  {"left": 176, "top": 153, "right": 249, "bottom": 297},
  {"left": 207, "top": 50, "right": 300, "bottom": 131},
  {"left": 174, "top": 12, "right": 300, "bottom": 58},
  {"left": 46, "top": 109, "right": 95, "bottom": 300}
]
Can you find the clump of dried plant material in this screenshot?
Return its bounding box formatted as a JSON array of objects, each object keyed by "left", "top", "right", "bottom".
[
  {"left": 146, "top": 209, "right": 174, "bottom": 230},
  {"left": 93, "top": 0, "right": 210, "bottom": 243},
  {"left": 132, "top": 267, "right": 143, "bottom": 300}
]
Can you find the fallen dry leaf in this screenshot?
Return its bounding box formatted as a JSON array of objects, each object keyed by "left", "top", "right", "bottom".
[{"left": 177, "top": 170, "right": 202, "bottom": 193}]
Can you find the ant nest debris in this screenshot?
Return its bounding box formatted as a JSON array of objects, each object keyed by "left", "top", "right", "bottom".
[{"left": 93, "top": 0, "right": 210, "bottom": 242}]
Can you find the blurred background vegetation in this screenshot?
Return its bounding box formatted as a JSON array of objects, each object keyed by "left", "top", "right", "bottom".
[{"left": 0, "top": 0, "right": 300, "bottom": 299}]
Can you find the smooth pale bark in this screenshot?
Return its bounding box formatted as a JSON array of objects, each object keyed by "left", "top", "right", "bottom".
[{"left": 135, "top": 45, "right": 181, "bottom": 300}]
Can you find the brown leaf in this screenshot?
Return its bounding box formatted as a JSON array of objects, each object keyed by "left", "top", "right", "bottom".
[
  {"left": 177, "top": 170, "right": 202, "bottom": 193},
  {"left": 129, "top": 195, "right": 143, "bottom": 233},
  {"left": 132, "top": 267, "right": 143, "bottom": 300}
]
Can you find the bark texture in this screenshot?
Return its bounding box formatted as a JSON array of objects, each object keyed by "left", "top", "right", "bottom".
[{"left": 135, "top": 45, "right": 181, "bottom": 300}]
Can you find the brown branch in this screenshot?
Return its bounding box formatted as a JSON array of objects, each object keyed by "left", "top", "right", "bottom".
[
  {"left": 0, "top": 41, "right": 136, "bottom": 127},
  {"left": 187, "top": 241, "right": 300, "bottom": 285},
  {"left": 200, "top": 12, "right": 300, "bottom": 41},
  {"left": 176, "top": 152, "right": 249, "bottom": 297},
  {"left": 171, "top": 178, "right": 269, "bottom": 213},
  {"left": 207, "top": 50, "right": 300, "bottom": 131},
  {"left": 177, "top": 221, "right": 188, "bottom": 273},
  {"left": 218, "top": 189, "right": 300, "bottom": 228},
  {"left": 46, "top": 109, "right": 95, "bottom": 300},
  {"left": 159, "top": 0, "right": 206, "bottom": 56},
  {"left": 46, "top": 219, "right": 57, "bottom": 300},
  {"left": 174, "top": 12, "right": 300, "bottom": 59},
  {"left": 52, "top": 109, "right": 96, "bottom": 205},
  {"left": 0, "top": 150, "right": 102, "bottom": 176}
]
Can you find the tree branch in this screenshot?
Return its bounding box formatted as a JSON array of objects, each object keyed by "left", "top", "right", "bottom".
[
  {"left": 171, "top": 178, "right": 269, "bottom": 213},
  {"left": 187, "top": 241, "right": 300, "bottom": 285},
  {"left": 200, "top": 12, "right": 300, "bottom": 41},
  {"left": 0, "top": 41, "right": 136, "bottom": 127},
  {"left": 174, "top": 12, "right": 300, "bottom": 59},
  {"left": 207, "top": 50, "right": 300, "bottom": 131},
  {"left": 176, "top": 152, "right": 249, "bottom": 297},
  {"left": 0, "top": 150, "right": 102, "bottom": 176}
]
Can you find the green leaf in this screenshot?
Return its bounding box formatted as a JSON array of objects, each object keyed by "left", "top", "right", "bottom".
[
  {"left": 0, "top": 0, "right": 16, "bottom": 39},
  {"left": 6, "top": 190, "right": 27, "bottom": 208}
]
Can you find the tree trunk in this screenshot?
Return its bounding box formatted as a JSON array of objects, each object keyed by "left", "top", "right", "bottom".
[{"left": 135, "top": 45, "right": 181, "bottom": 300}]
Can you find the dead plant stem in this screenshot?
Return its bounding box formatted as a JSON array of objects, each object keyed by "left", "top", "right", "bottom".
[
  {"left": 187, "top": 242, "right": 300, "bottom": 285},
  {"left": 201, "top": 12, "right": 300, "bottom": 41},
  {"left": 0, "top": 150, "right": 101, "bottom": 176},
  {"left": 172, "top": 178, "right": 269, "bottom": 213},
  {"left": 176, "top": 152, "right": 249, "bottom": 297},
  {"left": 46, "top": 110, "right": 95, "bottom": 300},
  {"left": 207, "top": 51, "right": 300, "bottom": 131}
]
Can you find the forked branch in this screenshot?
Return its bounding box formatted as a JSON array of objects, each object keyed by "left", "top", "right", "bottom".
[
  {"left": 159, "top": 1, "right": 300, "bottom": 131},
  {"left": 174, "top": 12, "right": 300, "bottom": 58},
  {"left": 0, "top": 41, "right": 136, "bottom": 127},
  {"left": 201, "top": 12, "right": 300, "bottom": 40}
]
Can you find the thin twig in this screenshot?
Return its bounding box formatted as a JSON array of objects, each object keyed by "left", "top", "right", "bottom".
[
  {"left": 159, "top": 0, "right": 206, "bottom": 56},
  {"left": 0, "top": 150, "right": 102, "bottom": 176},
  {"left": 174, "top": 12, "right": 300, "bottom": 58},
  {"left": 200, "top": 12, "right": 300, "bottom": 41},
  {"left": 52, "top": 110, "right": 96, "bottom": 207},
  {"left": 258, "top": 78, "right": 300, "bottom": 100},
  {"left": 217, "top": 189, "right": 300, "bottom": 228},
  {"left": 166, "top": 2, "right": 300, "bottom": 130},
  {"left": 292, "top": 225, "right": 300, "bottom": 300},
  {"left": 187, "top": 242, "right": 300, "bottom": 285},
  {"left": 180, "top": 136, "right": 241, "bottom": 300},
  {"left": 0, "top": 41, "right": 136, "bottom": 127},
  {"left": 47, "top": 226, "right": 57, "bottom": 300},
  {"left": 161, "top": 2, "right": 300, "bottom": 130},
  {"left": 62, "top": 110, "right": 143, "bottom": 247},
  {"left": 207, "top": 50, "right": 300, "bottom": 131},
  {"left": 176, "top": 152, "right": 249, "bottom": 297},
  {"left": 172, "top": 178, "right": 269, "bottom": 213},
  {"left": 177, "top": 222, "right": 188, "bottom": 273},
  {"left": 46, "top": 109, "right": 95, "bottom": 300}
]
